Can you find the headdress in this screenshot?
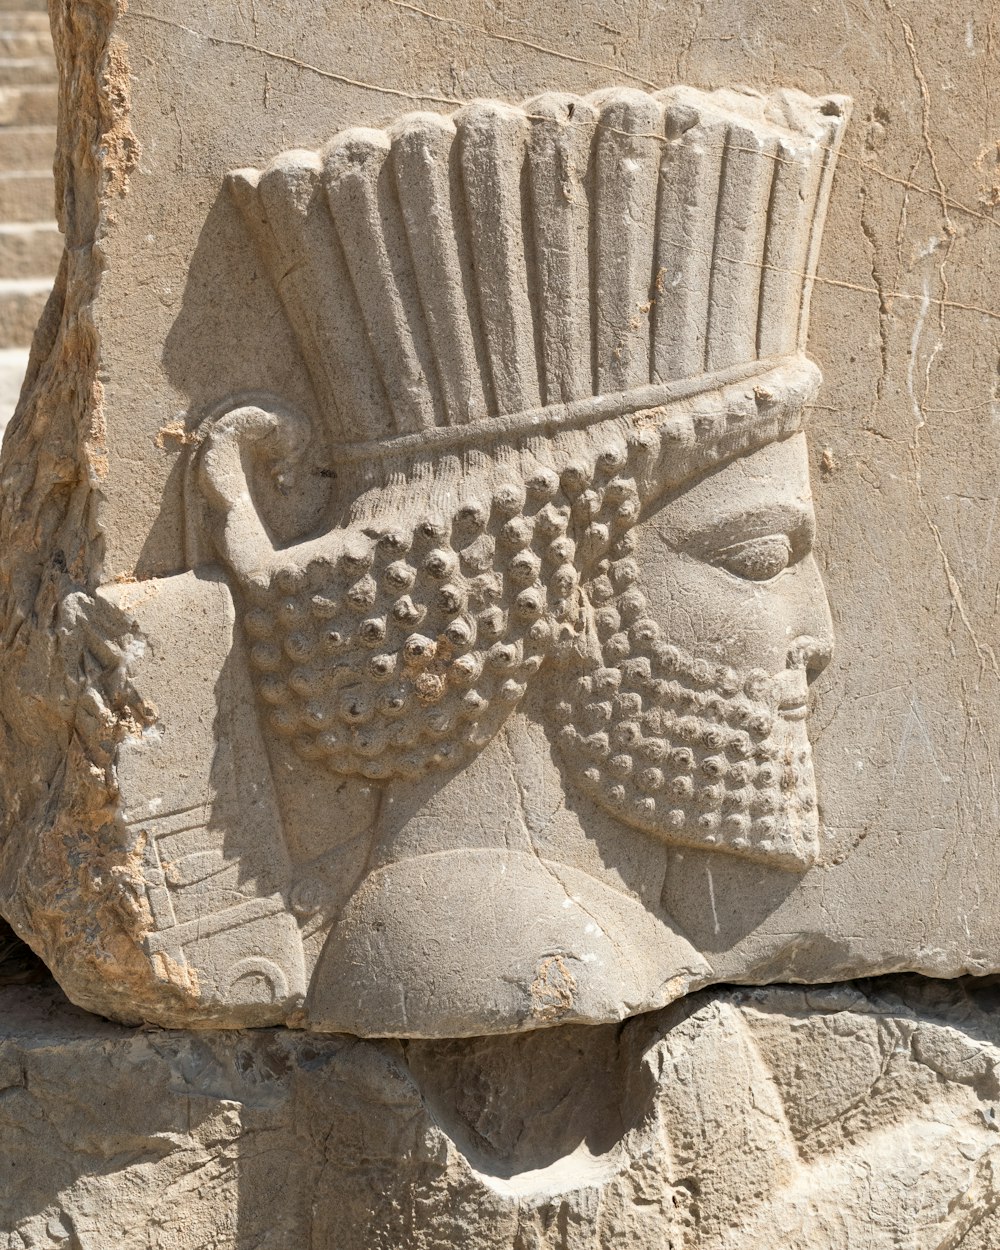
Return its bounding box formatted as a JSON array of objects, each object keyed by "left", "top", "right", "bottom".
[{"left": 227, "top": 85, "right": 848, "bottom": 485}]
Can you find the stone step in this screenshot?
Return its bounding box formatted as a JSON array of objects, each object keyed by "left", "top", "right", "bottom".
[
  {"left": 0, "top": 81, "right": 56, "bottom": 125},
  {"left": 0, "top": 0, "right": 47, "bottom": 12},
  {"left": 0, "top": 221, "right": 60, "bottom": 278},
  {"left": 0, "top": 345, "right": 28, "bottom": 433},
  {"left": 0, "top": 277, "right": 51, "bottom": 348},
  {"left": 0, "top": 28, "right": 52, "bottom": 57},
  {"left": 0, "top": 124, "right": 54, "bottom": 171},
  {"left": 0, "top": 14, "right": 49, "bottom": 30},
  {"left": 0, "top": 56, "right": 55, "bottom": 86},
  {"left": 0, "top": 169, "right": 52, "bottom": 221}
]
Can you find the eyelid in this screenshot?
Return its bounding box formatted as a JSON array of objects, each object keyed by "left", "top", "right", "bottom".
[
  {"left": 711, "top": 534, "right": 794, "bottom": 582},
  {"left": 651, "top": 507, "right": 816, "bottom": 569},
  {"left": 705, "top": 517, "right": 813, "bottom": 560},
  {"left": 679, "top": 507, "right": 815, "bottom": 555},
  {"left": 712, "top": 533, "right": 792, "bottom": 558}
]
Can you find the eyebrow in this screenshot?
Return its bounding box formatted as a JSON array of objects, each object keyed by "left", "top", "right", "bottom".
[
  {"left": 701, "top": 503, "right": 815, "bottom": 535},
  {"left": 648, "top": 502, "right": 816, "bottom": 552}
]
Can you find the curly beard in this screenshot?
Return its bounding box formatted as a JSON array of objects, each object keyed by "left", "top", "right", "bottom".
[{"left": 553, "top": 555, "right": 820, "bottom": 871}]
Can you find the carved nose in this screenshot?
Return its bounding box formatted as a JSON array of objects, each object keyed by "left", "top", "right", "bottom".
[{"left": 787, "top": 634, "right": 833, "bottom": 681}]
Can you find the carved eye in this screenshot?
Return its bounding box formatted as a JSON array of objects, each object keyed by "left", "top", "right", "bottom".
[{"left": 713, "top": 535, "right": 792, "bottom": 582}]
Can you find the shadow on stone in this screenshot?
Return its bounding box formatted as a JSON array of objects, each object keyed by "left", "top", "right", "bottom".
[
  {"left": 403, "top": 1018, "right": 660, "bottom": 1194},
  {"left": 0, "top": 918, "right": 49, "bottom": 986}
]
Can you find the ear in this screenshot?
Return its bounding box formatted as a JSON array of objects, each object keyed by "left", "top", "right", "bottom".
[{"left": 194, "top": 399, "right": 312, "bottom": 583}]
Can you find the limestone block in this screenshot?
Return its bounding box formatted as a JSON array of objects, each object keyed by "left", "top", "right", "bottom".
[
  {"left": 0, "top": 31, "right": 53, "bottom": 60},
  {"left": 0, "top": 0, "right": 996, "bottom": 1037},
  {"left": 0, "top": 13, "right": 53, "bottom": 78},
  {"left": 0, "top": 57, "right": 56, "bottom": 88},
  {"left": 0, "top": 169, "right": 53, "bottom": 220},
  {"left": 1, "top": 974, "right": 1000, "bottom": 1248},
  {"left": 0, "top": 347, "right": 28, "bottom": 429},
  {"left": 0, "top": 127, "right": 55, "bottom": 172},
  {"left": 0, "top": 11, "right": 59, "bottom": 410}
]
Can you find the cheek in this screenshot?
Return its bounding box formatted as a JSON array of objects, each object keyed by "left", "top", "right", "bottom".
[{"left": 633, "top": 533, "right": 795, "bottom": 672}]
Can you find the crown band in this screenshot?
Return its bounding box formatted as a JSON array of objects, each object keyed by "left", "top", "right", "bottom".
[{"left": 332, "top": 355, "right": 810, "bottom": 465}]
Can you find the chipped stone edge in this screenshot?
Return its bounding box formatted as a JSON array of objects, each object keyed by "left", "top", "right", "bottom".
[{"left": 0, "top": 1, "right": 196, "bottom": 1028}]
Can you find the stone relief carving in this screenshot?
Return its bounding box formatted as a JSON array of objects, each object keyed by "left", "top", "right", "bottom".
[
  {"left": 4, "top": 3, "right": 997, "bottom": 1243},
  {"left": 212, "top": 86, "right": 845, "bottom": 871},
  {"left": 13, "top": 85, "right": 851, "bottom": 1034}
]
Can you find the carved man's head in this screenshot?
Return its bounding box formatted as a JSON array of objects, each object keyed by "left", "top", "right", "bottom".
[{"left": 201, "top": 86, "right": 848, "bottom": 873}]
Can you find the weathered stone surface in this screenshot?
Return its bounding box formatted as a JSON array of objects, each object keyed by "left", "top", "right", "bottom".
[
  {"left": 0, "top": 2, "right": 997, "bottom": 1037},
  {"left": 1, "top": 973, "right": 999, "bottom": 1247}
]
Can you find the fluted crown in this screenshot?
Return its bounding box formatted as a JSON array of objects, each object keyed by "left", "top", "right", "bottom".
[{"left": 229, "top": 86, "right": 849, "bottom": 458}]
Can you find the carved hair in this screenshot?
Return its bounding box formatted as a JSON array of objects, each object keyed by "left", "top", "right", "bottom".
[{"left": 199, "top": 362, "right": 817, "bottom": 780}]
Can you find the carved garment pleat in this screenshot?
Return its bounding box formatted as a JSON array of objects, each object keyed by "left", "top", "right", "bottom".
[
  {"left": 322, "top": 129, "right": 439, "bottom": 434},
  {"left": 650, "top": 94, "right": 725, "bottom": 384},
  {"left": 237, "top": 153, "right": 389, "bottom": 443},
  {"left": 457, "top": 101, "right": 541, "bottom": 419},
  {"left": 390, "top": 113, "right": 489, "bottom": 426},
  {"left": 796, "top": 108, "right": 846, "bottom": 351},
  {"left": 704, "top": 119, "right": 777, "bottom": 373},
  {"left": 756, "top": 133, "right": 825, "bottom": 360}
]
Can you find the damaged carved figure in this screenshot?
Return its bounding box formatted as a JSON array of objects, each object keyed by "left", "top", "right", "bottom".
[
  {"left": 188, "top": 85, "right": 849, "bottom": 1035},
  {"left": 8, "top": 7, "right": 1000, "bottom": 1244}
]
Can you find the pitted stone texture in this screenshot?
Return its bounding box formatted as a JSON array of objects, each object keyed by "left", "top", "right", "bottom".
[{"left": 2, "top": 977, "right": 1000, "bottom": 1248}]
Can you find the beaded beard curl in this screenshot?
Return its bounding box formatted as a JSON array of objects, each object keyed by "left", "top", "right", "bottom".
[
  {"left": 223, "top": 362, "right": 820, "bottom": 864},
  {"left": 554, "top": 573, "right": 820, "bottom": 870},
  {"left": 241, "top": 426, "right": 652, "bottom": 782}
]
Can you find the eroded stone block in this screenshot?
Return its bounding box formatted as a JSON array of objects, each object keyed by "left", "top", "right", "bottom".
[
  {"left": 2, "top": 976, "right": 1000, "bottom": 1247},
  {"left": 0, "top": 2, "right": 995, "bottom": 1037}
]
